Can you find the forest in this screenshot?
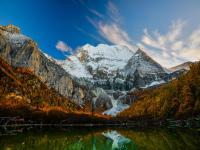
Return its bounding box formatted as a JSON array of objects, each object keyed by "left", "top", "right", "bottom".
[
  {"left": 119, "top": 61, "right": 200, "bottom": 120},
  {"left": 1, "top": 56, "right": 200, "bottom": 125},
  {"left": 0, "top": 57, "right": 113, "bottom": 124}
]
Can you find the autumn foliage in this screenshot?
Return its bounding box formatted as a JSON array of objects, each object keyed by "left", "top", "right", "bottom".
[
  {"left": 0, "top": 57, "right": 81, "bottom": 115},
  {"left": 119, "top": 61, "right": 200, "bottom": 119}
]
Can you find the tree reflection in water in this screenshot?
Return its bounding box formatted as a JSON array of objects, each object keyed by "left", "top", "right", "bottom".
[{"left": 0, "top": 127, "right": 200, "bottom": 150}]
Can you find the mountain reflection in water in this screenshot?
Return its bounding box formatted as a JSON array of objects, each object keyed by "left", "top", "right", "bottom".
[
  {"left": 0, "top": 127, "right": 200, "bottom": 150},
  {"left": 102, "top": 130, "right": 132, "bottom": 149}
]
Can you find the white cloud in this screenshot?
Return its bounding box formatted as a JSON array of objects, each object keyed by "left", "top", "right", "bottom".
[
  {"left": 107, "top": 1, "right": 121, "bottom": 23},
  {"left": 142, "top": 20, "right": 185, "bottom": 51},
  {"left": 141, "top": 20, "right": 200, "bottom": 68},
  {"left": 189, "top": 27, "right": 200, "bottom": 48},
  {"left": 85, "top": 1, "right": 137, "bottom": 51},
  {"left": 98, "top": 22, "right": 137, "bottom": 50},
  {"left": 56, "top": 41, "right": 72, "bottom": 53}
]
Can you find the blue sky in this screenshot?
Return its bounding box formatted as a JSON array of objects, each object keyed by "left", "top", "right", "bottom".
[{"left": 0, "top": 0, "right": 200, "bottom": 67}]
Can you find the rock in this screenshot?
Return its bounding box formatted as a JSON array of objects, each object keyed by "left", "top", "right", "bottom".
[
  {"left": 92, "top": 88, "right": 113, "bottom": 111},
  {"left": 0, "top": 25, "right": 20, "bottom": 34},
  {"left": 0, "top": 25, "right": 95, "bottom": 107},
  {"left": 124, "top": 49, "right": 168, "bottom": 89}
]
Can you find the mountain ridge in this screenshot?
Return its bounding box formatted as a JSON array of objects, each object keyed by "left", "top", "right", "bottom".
[{"left": 169, "top": 61, "right": 193, "bottom": 72}]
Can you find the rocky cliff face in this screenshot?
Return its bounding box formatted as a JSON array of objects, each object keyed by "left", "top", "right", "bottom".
[
  {"left": 0, "top": 25, "right": 113, "bottom": 110},
  {"left": 0, "top": 56, "right": 80, "bottom": 112},
  {"left": 123, "top": 49, "right": 168, "bottom": 89}
]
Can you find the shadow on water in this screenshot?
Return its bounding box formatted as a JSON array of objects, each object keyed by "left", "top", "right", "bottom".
[{"left": 0, "top": 126, "right": 200, "bottom": 150}]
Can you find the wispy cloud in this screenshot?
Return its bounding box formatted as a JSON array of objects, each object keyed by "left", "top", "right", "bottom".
[
  {"left": 81, "top": 1, "right": 200, "bottom": 67},
  {"left": 106, "top": 0, "right": 121, "bottom": 23},
  {"left": 98, "top": 22, "right": 137, "bottom": 50},
  {"left": 84, "top": 1, "right": 137, "bottom": 50},
  {"left": 86, "top": 16, "right": 98, "bottom": 28},
  {"left": 88, "top": 8, "right": 104, "bottom": 19},
  {"left": 79, "top": 0, "right": 104, "bottom": 19},
  {"left": 56, "top": 41, "right": 72, "bottom": 53},
  {"left": 142, "top": 20, "right": 186, "bottom": 51},
  {"left": 140, "top": 20, "right": 200, "bottom": 67}
]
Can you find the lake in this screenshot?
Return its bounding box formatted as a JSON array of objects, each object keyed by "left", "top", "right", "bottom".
[{"left": 0, "top": 127, "right": 200, "bottom": 150}]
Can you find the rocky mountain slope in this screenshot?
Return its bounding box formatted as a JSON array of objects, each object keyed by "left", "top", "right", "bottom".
[
  {"left": 122, "top": 49, "right": 168, "bottom": 89},
  {"left": 0, "top": 56, "right": 81, "bottom": 113},
  {"left": 58, "top": 45, "right": 169, "bottom": 91},
  {"left": 58, "top": 44, "right": 135, "bottom": 89},
  {"left": 56, "top": 42, "right": 173, "bottom": 116},
  {"left": 0, "top": 25, "right": 189, "bottom": 116},
  {"left": 0, "top": 25, "right": 114, "bottom": 111}
]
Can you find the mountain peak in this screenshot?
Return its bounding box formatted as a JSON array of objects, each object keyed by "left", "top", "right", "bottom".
[
  {"left": 0, "top": 24, "right": 20, "bottom": 34},
  {"left": 133, "top": 48, "right": 162, "bottom": 66},
  {"left": 0, "top": 24, "right": 30, "bottom": 47},
  {"left": 59, "top": 43, "right": 134, "bottom": 79},
  {"left": 125, "top": 48, "right": 167, "bottom": 77},
  {"left": 82, "top": 43, "right": 94, "bottom": 49},
  {"left": 134, "top": 48, "right": 148, "bottom": 57}
]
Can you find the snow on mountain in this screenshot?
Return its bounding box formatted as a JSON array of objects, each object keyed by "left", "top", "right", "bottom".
[
  {"left": 141, "top": 80, "right": 166, "bottom": 88},
  {"left": 58, "top": 56, "right": 92, "bottom": 78},
  {"left": 59, "top": 44, "right": 134, "bottom": 78},
  {"left": 124, "top": 49, "right": 167, "bottom": 77},
  {"left": 43, "top": 52, "right": 61, "bottom": 64},
  {"left": 103, "top": 97, "right": 129, "bottom": 116},
  {"left": 79, "top": 44, "right": 134, "bottom": 71}
]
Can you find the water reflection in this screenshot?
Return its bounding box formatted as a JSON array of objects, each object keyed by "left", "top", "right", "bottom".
[
  {"left": 102, "top": 131, "right": 132, "bottom": 149},
  {"left": 0, "top": 127, "right": 200, "bottom": 150}
]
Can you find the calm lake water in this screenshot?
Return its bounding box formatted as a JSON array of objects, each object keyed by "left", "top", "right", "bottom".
[{"left": 0, "top": 127, "right": 200, "bottom": 150}]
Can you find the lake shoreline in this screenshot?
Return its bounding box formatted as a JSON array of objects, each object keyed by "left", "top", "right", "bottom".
[{"left": 1, "top": 119, "right": 200, "bottom": 128}]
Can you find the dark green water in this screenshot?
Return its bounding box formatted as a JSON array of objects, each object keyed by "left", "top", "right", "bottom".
[{"left": 0, "top": 127, "right": 200, "bottom": 150}]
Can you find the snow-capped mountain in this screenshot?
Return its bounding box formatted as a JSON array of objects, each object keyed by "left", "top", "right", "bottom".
[
  {"left": 125, "top": 49, "right": 166, "bottom": 76},
  {"left": 56, "top": 44, "right": 171, "bottom": 116},
  {"left": 58, "top": 45, "right": 169, "bottom": 91},
  {"left": 58, "top": 44, "right": 134, "bottom": 79},
  {"left": 123, "top": 49, "right": 168, "bottom": 89}
]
